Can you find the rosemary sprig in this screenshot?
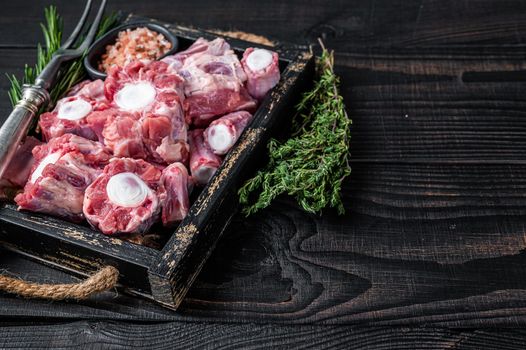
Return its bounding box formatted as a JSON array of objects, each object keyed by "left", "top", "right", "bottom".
[
  {"left": 7, "top": 6, "right": 61, "bottom": 106},
  {"left": 239, "top": 42, "right": 352, "bottom": 216},
  {"left": 7, "top": 7, "right": 119, "bottom": 109}
]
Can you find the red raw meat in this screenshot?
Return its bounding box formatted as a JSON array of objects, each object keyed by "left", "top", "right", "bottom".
[
  {"left": 161, "top": 162, "right": 193, "bottom": 226},
  {"left": 163, "top": 37, "right": 257, "bottom": 126},
  {"left": 185, "top": 88, "right": 256, "bottom": 127},
  {"left": 204, "top": 111, "right": 252, "bottom": 155},
  {"left": 102, "top": 111, "right": 147, "bottom": 159},
  {"left": 85, "top": 109, "right": 118, "bottom": 143},
  {"left": 38, "top": 80, "right": 112, "bottom": 142},
  {"left": 241, "top": 47, "right": 280, "bottom": 100},
  {"left": 141, "top": 107, "right": 189, "bottom": 164},
  {"left": 188, "top": 129, "right": 222, "bottom": 185},
  {"left": 103, "top": 61, "right": 189, "bottom": 163},
  {"left": 0, "top": 136, "right": 42, "bottom": 199},
  {"left": 83, "top": 158, "right": 165, "bottom": 235},
  {"left": 15, "top": 135, "right": 111, "bottom": 221}
]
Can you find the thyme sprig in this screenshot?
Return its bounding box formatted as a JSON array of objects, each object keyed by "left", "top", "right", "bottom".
[
  {"left": 7, "top": 6, "right": 119, "bottom": 108},
  {"left": 239, "top": 41, "right": 352, "bottom": 216}
]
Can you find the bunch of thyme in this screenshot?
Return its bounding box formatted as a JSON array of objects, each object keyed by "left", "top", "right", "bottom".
[
  {"left": 7, "top": 6, "right": 118, "bottom": 108},
  {"left": 239, "top": 41, "right": 351, "bottom": 216}
]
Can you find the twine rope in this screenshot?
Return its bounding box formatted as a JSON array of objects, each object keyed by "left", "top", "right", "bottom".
[{"left": 0, "top": 266, "right": 118, "bottom": 300}]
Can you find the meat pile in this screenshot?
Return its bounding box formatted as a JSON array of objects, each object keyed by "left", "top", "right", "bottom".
[{"left": 8, "top": 37, "right": 280, "bottom": 236}]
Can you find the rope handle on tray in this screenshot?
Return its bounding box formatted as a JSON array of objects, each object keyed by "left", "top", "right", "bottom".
[{"left": 0, "top": 266, "right": 119, "bottom": 300}]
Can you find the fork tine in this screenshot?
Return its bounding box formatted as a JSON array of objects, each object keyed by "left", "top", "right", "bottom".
[
  {"left": 61, "top": 0, "right": 93, "bottom": 49},
  {"left": 77, "top": 0, "right": 107, "bottom": 52}
]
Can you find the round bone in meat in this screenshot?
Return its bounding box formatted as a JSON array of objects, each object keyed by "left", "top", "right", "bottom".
[
  {"left": 39, "top": 79, "right": 111, "bottom": 142},
  {"left": 103, "top": 61, "right": 188, "bottom": 163},
  {"left": 206, "top": 124, "right": 231, "bottom": 155},
  {"left": 83, "top": 158, "right": 164, "bottom": 235},
  {"left": 114, "top": 82, "right": 157, "bottom": 111},
  {"left": 188, "top": 129, "right": 222, "bottom": 185},
  {"left": 241, "top": 47, "right": 280, "bottom": 100},
  {"left": 106, "top": 172, "right": 149, "bottom": 208},
  {"left": 204, "top": 111, "right": 252, "bottom": 155},
  {"left": 57, "top": 99, "right": 93, "bottom": 121},
  {"left": 161, "top": 162, "right": 192, "bottom": 226},
  {"left": 246, "top": 49, "right": 273, "bottom": 71}
]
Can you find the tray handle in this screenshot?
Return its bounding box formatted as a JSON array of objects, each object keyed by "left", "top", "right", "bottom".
[{"left": 0, "top": 265, "right": 119, "bottom": 300}]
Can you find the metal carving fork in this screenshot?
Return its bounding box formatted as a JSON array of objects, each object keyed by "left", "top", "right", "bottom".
[{"left": 0, "top": 0, "right": 107, "bottom": 178}]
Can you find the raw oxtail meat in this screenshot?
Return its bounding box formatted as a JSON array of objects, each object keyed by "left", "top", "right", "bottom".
[
  {"left": 204, "top": 111, "right": 252, "bottom": 155},
  {"left": 162, "top": 37, "right": 257, "bottom": 126},
  {"left": 15, "top": 134, "right": 112, "bottom": 221},
  {"left": 0, "top": 136, "right": 42, "bottom": 199},
  {"left": 102, "top": 111, "right": 147, "bottom": 159},
  {"left": 67, "top": 79, "right": 109, "bottom": 105},
  {"left": 162, "top": 37, "right": 230, "bottom": 71},
  {"left": 83, "top": 158, "right": 165, "bottom": 235},
  {"left": 161, "top": 162, "right": 193, "bottom": 226},
  {"left": 188, "top": 129, "right": 222, "bottom": 185},
  {"left": 104, "top": 61, "right": 189, "bottom": 163},
  {"left": 241, "top": 48, "right": 280, "bottom": 100},
  {"left": 38, "top": 80, "right": 112, "bottom": 142}
]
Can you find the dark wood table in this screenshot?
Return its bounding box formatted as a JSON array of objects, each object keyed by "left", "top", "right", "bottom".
[{"left": 2, "top": 0, "right": 526, "bottom": 348}]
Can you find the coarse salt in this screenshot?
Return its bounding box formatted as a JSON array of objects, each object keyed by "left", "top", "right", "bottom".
[{"left": 99, "top": 27, "right": 172, "bottom": 73}]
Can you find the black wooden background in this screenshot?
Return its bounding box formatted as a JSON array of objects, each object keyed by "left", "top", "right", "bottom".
[{"left": 2, "top": 0, "right": 526, "bottom": 348}]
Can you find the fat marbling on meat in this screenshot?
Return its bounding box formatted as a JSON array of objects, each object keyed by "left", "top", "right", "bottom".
[{"left": 15, "top": 134, "right": 111, "bottom": 221}]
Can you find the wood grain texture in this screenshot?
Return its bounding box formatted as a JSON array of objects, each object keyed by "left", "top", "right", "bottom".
[
  {"left": 1, "top": 321, "right": 526, "bottom": 349},
  {"left": 2, "top": 0, "right": 526, "bottom": 346},
  {"left": 3, "top": 0, "right": 526, "bottom": 50},
  {"left": 3, "top": 163, "right": 526, "bottom": 326}
]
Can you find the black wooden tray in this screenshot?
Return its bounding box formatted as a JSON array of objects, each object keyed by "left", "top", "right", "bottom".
[{"left": 0, "top": 17, "right": 314, "bottom": 310}]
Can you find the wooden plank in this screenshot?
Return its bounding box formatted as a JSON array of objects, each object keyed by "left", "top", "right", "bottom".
[
  {"left": 3, "top": 162, "right": 526, "bottom": 326},
  {"left": 1, "top": 320, "right": 526, "bottom": 349},
  {"left": 0, "top": 205, "right": 158, "bottom": 295},
  {"left": 338, "top": 55, "right": 526, "bottom": 161},
  {"left": 4, "top": 0, "right": 526, "bottom": 51},
  {"left": 1, "top": 0, "right": 526, "bottom": 338},
  {"left": 178, "top": 165, "right": 526, "bottom": 326}
]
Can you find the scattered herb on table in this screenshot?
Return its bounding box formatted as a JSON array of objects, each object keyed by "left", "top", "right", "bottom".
[
  {"left": 239, "top": 41, "right": 352, "bottom": 216},
  {"left": 7, "top": 6, "right": 119, "bottom": 108}
]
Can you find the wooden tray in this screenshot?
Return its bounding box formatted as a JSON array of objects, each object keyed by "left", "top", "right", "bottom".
[{"left": 0, "top": 17, "right": 314, "bottom": 310}]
